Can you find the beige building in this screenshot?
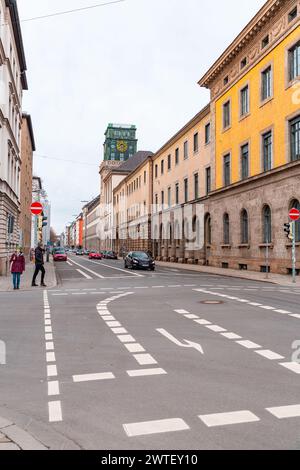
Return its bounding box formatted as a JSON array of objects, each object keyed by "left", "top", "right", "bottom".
[
  {"left": 82, "top": 195, "right": 100, "bottom": 251},
  {"left": 20, "top": 113, "right": 35, "bottom": 256}
]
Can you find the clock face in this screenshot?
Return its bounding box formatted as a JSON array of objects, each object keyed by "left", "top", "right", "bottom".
[{"left": 116, "top": 140, "right": 128, "bottom": 153}]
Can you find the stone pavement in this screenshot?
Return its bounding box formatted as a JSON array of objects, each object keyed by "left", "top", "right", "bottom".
[
  {"left": 155, "top": 261, "right": 300, "bottom": 286},
  {"left": 0, "top": 258, "right": 57, "bottom": 292},
  {"left": 0, "top": 416, "right": 47, "bottom": 450}
]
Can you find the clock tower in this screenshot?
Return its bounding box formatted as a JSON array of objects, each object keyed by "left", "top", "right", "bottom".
[{"left": 103, "top": 123, "right": 137, "bottom": 162}]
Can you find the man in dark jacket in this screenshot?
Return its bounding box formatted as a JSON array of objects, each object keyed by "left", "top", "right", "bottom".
[{"left": 32, "top": 243, "right": 46, "bottom": 287}]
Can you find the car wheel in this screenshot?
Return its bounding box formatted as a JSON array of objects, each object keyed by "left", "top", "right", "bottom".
[{"left": 124, "top": 262, "right": 128, "bottom": 269}]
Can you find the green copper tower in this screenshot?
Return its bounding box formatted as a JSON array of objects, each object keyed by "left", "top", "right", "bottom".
[{"left": 103, "top": 124, "right": 137, "bottom": 161}]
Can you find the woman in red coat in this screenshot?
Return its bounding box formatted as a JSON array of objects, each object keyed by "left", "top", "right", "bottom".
[{"left": 10, "top": 249, "right": 25, "bottom": 290}]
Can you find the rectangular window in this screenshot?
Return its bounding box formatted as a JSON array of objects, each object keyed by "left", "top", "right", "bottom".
[
  {"left": 206, "top": 167, "right": 211, "bottom": 195},
  {"left": 155, "top": 164, "right": 158, "bottom": 178},
  {"left": 167, "top": 187, "right": 171, "bottom": 207},
  {"left": 184, "top": 141, "right": 188, "bottom": 159},
  {"left": 193, "top": 133, "right": 199, "bottom": 153},
  {"left": 184, "top": 178, "right": 188, "bottom": 203},
  {"left": 290, "top": 116, "right": 300, "bottom": 161},
  {"left": 262, "top": 131, "right": 272, "bottom": 172},
  {"left": 161, "top": 190, "right": 164, "bottom": 206},
  {"left": 175, "top": 148, "right": 179, "bottom": 165},
  {"left": 240, "top": 86, "right": 249, "bottom": 116},
  {"left": 241, "top": 57, "right": 247, "bottom": 69},
  {"left": 289, "top": 41, "right": 300, "bottom": 82},
  {"left": 175, "top": 183, "right": 179, "bottom": 205},
  {"left": 168, "top": 154, "right": 171, "bottom": 170},
  {"left": 241, "top": 144, "right": 249, "bottom": 179},
  {"left": 194, "top": 173, "right": 199, "bottom": 199},
  {"left": 224, "top": 154, "right": 231, "bottom": 186},
  {"left": 262, "top": 35, "right": 269, "bottom": 49},
  {"left": 144, "top": 171, "right": 147, "bottom": 184},
  {"left": 224, "top": 76, "right": 229, "bottom": 85},
  {"left": 288, "top": 7, "right": 297, "bottom": 22},
  {"left": 161, "top": 160, "right": 164, "bottom": 175},
  {"left": 262, "top": 66, "right": 272, "bottom": 101},
  {"left": 205, "top": 123, "right": 211, "bottom": 144},
  {"left": 155, "top": 194, "right": 158, "bottom": 211},
  {"left": 223, "top": 101, "right": 231, "bottom": 129}
]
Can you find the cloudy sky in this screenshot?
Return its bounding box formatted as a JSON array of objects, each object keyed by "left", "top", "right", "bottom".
[{"left": 18, "top": 0, "right": 265, "bottom": 233}]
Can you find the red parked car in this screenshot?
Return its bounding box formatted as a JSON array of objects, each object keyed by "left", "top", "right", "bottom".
[
  {"left": 89, "top": 251, "right": 103, "bottom": 260},
  {"left": 53, "top": 249, "right": 67, "bottom": 262}
]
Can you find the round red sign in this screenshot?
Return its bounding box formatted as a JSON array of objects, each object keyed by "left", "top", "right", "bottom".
[
  {"left": 289, "top": 208, "right": 300, "bottom": 221},
  {"left": 31, "top": 201, "right": 43, "bottom": 216}
]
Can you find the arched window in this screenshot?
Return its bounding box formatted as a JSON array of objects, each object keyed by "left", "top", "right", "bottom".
[
  {"left": 241, "top": 209, "right": 249, "bottom": 244},
  {"left": 290, "top": 199, "right": 300, "bottom": 242},
  {"left": 205, "top": 215, "right": 212, "bottom": 245},
  {"left": 263, "top": 205, "right": 272, "bottom": 243},
  {"left": 223, "top": 213, "right": 230, "bottom": 245}
]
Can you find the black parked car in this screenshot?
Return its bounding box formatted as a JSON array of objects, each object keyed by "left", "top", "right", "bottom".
[{"left": 124, "top": 251, "right": 155, "bottom": 271}]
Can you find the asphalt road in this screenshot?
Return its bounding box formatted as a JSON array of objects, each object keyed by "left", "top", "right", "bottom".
[{"left": 0, "top": 253, "right": 300, "bottom": 450}]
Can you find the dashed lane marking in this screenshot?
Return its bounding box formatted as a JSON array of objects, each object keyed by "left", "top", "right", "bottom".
[
  {"left": 255, "top": 350, "right": 285, "bottom": 360},
  {"left": 266, "top": 404, "right": 300, "bottom": 419},
  {"left": 279, "top": 362, "right": 300, "bottom": 374},
  {"left": 48, "top": 381, "right": 60, "bottom": 396},
  {"left": 76, "top": 269, "right": 92, "bottom": 280},
  {"left": 133, "top": 354, "right": 158, "bottom": 366},
  {"left": 117, "top": 335, "right": 136, "bottom": 343},
  {"left": 221, "top": 332, "right": 242, "bottom": 340},
  {"left": 127, "top": 368, "right": 167, "bottom": 377},
  {"left": 124, "top": 343, "right": 146, "bottom": 353},
  {"left": 236, "top": 340, "right": 262, "bottom": 349},
  {"left": 123, "top": 418, "right": 189, "bottom": 437},
  {"left": 205, "top": 325, "right": 227, "bottom": 333},
  {"left": 48, "top": 401, "right": 62, "bottom": 423},
  {"left": 199, "top": 410, "right": 260, "bottom": 428},
  {"left": 73, "top": 373, "right": 115, "bottom": 383},
  {"left": 47, "top": 365, "right": 57, "bottom": 377},
  {"left": 175, "top": 309, "right": 189, "bottom": 314}
]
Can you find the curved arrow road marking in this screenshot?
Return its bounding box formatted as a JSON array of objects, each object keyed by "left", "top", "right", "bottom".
[{"left": 157, "top": 329, "right": 204, "bottom": 355}]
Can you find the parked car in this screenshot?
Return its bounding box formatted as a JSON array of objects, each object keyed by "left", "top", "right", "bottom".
[
  {"left": 124, "top": 251, "right": 155, "bottom": 270},
  {"left": 103, "top": 250, "right": 118, "bottom": 260},
  {"left": 53, "top": 249, "right": 67, "bottom": 262},
  {"left": 84, "top": 250, "right": 90, "bottom": 255},
  {"left": 76, "top": 249, "right": 84, "bottom": 256},
  {"left": 89, "top": 251, "right": 103, "bottom": 260}
]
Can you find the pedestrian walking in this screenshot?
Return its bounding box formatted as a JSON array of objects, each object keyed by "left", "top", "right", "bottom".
[
  {"left": 32, "top": 243, "right": 47, "bottom": 287},
  {"left": 10, "top": 249, "right": 25, "bottom": 290}
]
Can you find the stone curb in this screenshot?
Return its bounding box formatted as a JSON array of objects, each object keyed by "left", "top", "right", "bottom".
[{"left": 0, "top": 417, "right": 47, "bottom": 450}]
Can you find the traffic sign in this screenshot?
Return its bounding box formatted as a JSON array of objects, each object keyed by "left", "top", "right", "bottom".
[
  {"left": 289, "top": 208, "right": 300, "bottom": 221},
  {"left": 31, "top": 201, "right": 43, "bottom": 216}
]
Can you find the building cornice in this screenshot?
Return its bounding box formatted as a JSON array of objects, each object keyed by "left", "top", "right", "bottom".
[{"left": 198, "top": 0, "right": 287, "bottom": 89}]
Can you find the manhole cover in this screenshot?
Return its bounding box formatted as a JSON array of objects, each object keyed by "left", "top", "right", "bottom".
[{"left": 200, "top": 300, "right": 224, "bottom": 305}]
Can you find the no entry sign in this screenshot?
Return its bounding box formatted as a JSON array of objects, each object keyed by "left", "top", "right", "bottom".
[
  {"left": 289, "top": 208, "right": 300, "bottom": 221},
  {"left": 31, "top": 201, "right": 43, "bottom": 216}
]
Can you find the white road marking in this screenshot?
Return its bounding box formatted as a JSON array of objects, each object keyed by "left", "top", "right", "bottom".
[
  {"left": 106, "top": 321, "right": 122, "bottom": 328},
  {"left": 275, "top": 309, "right": 291, "bottom": 314},
  {"left": 76, "top": 269, "right": 92, "bottom": 279},
  {"left": 73, "top": 372, "right": 115, "bottom": 382},
  {"left": 127, "top": 368, "right": 167, "bottom": 377},
  {"left": 289, "top": 314, "right": 300, "bottom": 319},
  {"left": 236, "top": 340, "right": 261, "bottom": 349},
  {"left": 44, "top": 309, "right": 50, "bottom": 314},
  {"left": 66, "top": 261, "right": 73, "bottom": 266},
  {"left": 111, "top": 327, "right": 128, "bottom": 334},
  {"left": 266, "top": 404, "right": 300, "bottom": 419},
  {"left": 205, "top": 325, "right": 227, "bottom": 333},
  {"left": 133, "top": 354, "right": 158, "bottom": 365},
  {"left": 221, "top": 332, "right": 242, "bottom": 340},
  {"left": 67, "top": 258, "right": 105, "bottom": 278},
  {"left": 152, "top": 286, "right": 165, "bottom": 289},
  {"left": 46, "top": 352, "right": 56, "bottom": 362},
  {"left": 184, "top": 314, "right": 199, "bottom": 320},
  {"left": 52, "top": 293, "right": 68, "bottom": 296},
  {"left": 83, "top": 288, "right": 97, "bottom": 291},
  {"left": 255, "top": 350, "right": 284, "bottom": 360},
  {"left": 48, "top": 381, "right": 60, "bottom": 396},
  {"left": 117, "top": 335, "right": 136, "bottom": 343},
  {"left": 46, "top": 342, "right": 54, "bottom": 351},
  {"left": 45, "top": 319, "right": 51, "bottom": 325},
  {"left": 175, "top": 309, "right": 190, "bottom": 314},
  {"left": 91, "top": 259, "right": 144, "bottom": 277},
  {"left": 45, "top": 333, "right": 53, "bottom": 341},
  {"left": 101, "top": 316, "right": 116, "bottom": 321},
  {"left": 194, "top": 319, "right": 211, "bottom": 325},
  {"left": 44, "top": 314, "right": 51, "bottom": 319},
  {"left": 199, "top": 410, "right": 260, "bottom": 427},
  {"left": 259, "top": 305, "right": 275, "bottom": 310},
  {"left": 47, "top": 365, "right": 57, "bottom": 377},
  {"left": 280, "top": 362, "right": 300, "bottom": 374},
  {"left": 48, "top": 401, "right": 62, "bottom": 422},
  {"left": 248, "top": 303, "right": 263, "bottom": 306},
  {"left": 125, "top": 343, "right": 145, "bottom": 353},
  {"left": 45, "top": 326, "right": 52, "bottom": 333},
  {"left": 72, "top": 292, "right": 87, "bottom": 296},
  {"left": 157, "top": 329, "right": 204, "bottom": 354},
  {"left": 123, "top": 418, "right": 189, "bottom": 437}
]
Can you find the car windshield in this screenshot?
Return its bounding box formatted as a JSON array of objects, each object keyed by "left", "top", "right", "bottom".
[
  {"left": 56, "top": 250, "right": 65, "bottom": 254},
  {"left": 133, "top": 252, "right": 149, "bottom": 260}
]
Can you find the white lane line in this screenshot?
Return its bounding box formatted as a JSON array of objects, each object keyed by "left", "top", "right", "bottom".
[
  {"left": 48, "top": 401, "right": 63, "bottom": 423},
  {"left": 83, "top": 288, "right": 97, "bottom": 291},
  {"left": 48, "top": 381, "right": 60, "bottom": 396},
  {"left": 117, "top": 335, "right": 136, "bottom": 343},
  {"left": 184, "top": 314, "right": 199, "bottom": 320},
  {"left": 66, "top": 261, "right": 73, "bottom": 266},
  {"left": 44, "top": 309, "right": 50, "bottom": 314},
  {"left": 280, "top": 362, "right": 300, "bottom": 374},
  {"left": 91, "top": 259, "right": 144, "bottom": 278},
  {"left": 101, "top": 316, "right": 116, "bottom": 321},
  {"left": 67, "top": 258, "right": 105, "bottom": 278},
  {"left": 46, "top": 352, "right": 56, "bottom": 362},
  {"left": 52, "top": 294, "right": 68, "bottom": 296},
  {"left": 289, "top": 314, "right": 300, "bottom": 319},
  {"left": 44, "top": 314, "right": 51, "bottom": 319},
  {"left": 47, "top": 365, "right": 58, "bottom": 377},
  {"left": 275, "top": 309, "right": 291, "bottom": 314},
  {"left": 124, "top": 343, "right": 146, "bottom": 353},
  {"left": 152, "top": 286, "right": 165, "bottom": 289},
  {"left": 111, "top": 327, "right": 128, "bottom": 334},
  {"left": 221, "top": 332, "right": 242, "bottom": 340},
  {"left": 255, "top": 350, "right": 285, "bottom": 360},
  {"left": 106, "top": 321, "right": 122, "bottom": 328},
  {"left": 248, "top": 303, "right": 263, "bottom": 307},
  {"left": 236, "top": 340, "right": 261, "bottom": 349},
  {"left": 133, "top": 354, "right": 158, "bottom": 365},
  {"left": 205, "top": 325, "right": 227, "bottom": 333},
  {"left": 73, "top": 372, "right": 115, "bottom": 383},
  {"left": 259, "top": 305, "right": 276, "bottom": 310},
  {"left": 134, "top": 287, "right": 149, "bottom": 289},
  {"left": 175, "top": 309, "right": 190, "bottom": 314},
  {"left": 266, "top": 404, "right": 300, "bottom": 419},
  {"left": 199, "top": 410, "right": 260, "bottom": 427},
  {"left": 127, "top": 368, "right": 167, "bottom": 377},
  {"left": 46, "top": 342, "right": 54, "bottom": 351},
  {"left": 45, "top": 319, "right": 51, "bottom": 325},
  {"left": 123, "top": 418, "right": 189, "bottom": 437},
  {"left": 45, "top": 333, "right": 53, "bottom": 341},
  {"left": 194, "top": 319, "right": 211, "bottom": 325},
  {"left": 168, "top": 285, "right": 182, "bottom": 288},
  {"left": 45, "top": 326, "right": 52, "bottom": 333}
]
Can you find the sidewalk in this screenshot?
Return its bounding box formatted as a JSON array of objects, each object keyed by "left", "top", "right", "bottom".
[
  {"left": 0, "top": 259, "right": 57, "bottom": 292},
  {"left": 0, "top": 416, "right": 47, "bottom": 450},
  {"left": 155, "top": 261, "right": 300, "bottom": 286}
]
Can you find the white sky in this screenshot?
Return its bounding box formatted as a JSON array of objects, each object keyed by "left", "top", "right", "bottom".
[{"left": 18, "top": 0, "right": 266, "bottom": 233}]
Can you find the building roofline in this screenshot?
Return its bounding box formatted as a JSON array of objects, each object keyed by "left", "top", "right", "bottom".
[
  {"left": 152, "top": 104, "right": 210, "bottom": 161},
  {"left": 22, "top": 113, "right": 36, "bottom": 151},
  {"left": 198, "top": 0, "right": 286, "bottom": 88},
  {"left": 5, "top": 0, "right": 28, "bottom": 90},
  {"left": 113, "top": 155, "right": 153, "bottom": 194}
]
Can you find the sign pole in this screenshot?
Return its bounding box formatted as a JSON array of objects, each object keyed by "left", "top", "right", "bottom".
[{"left": 292, "top": 221, "right": 296, "bottom": 284}]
